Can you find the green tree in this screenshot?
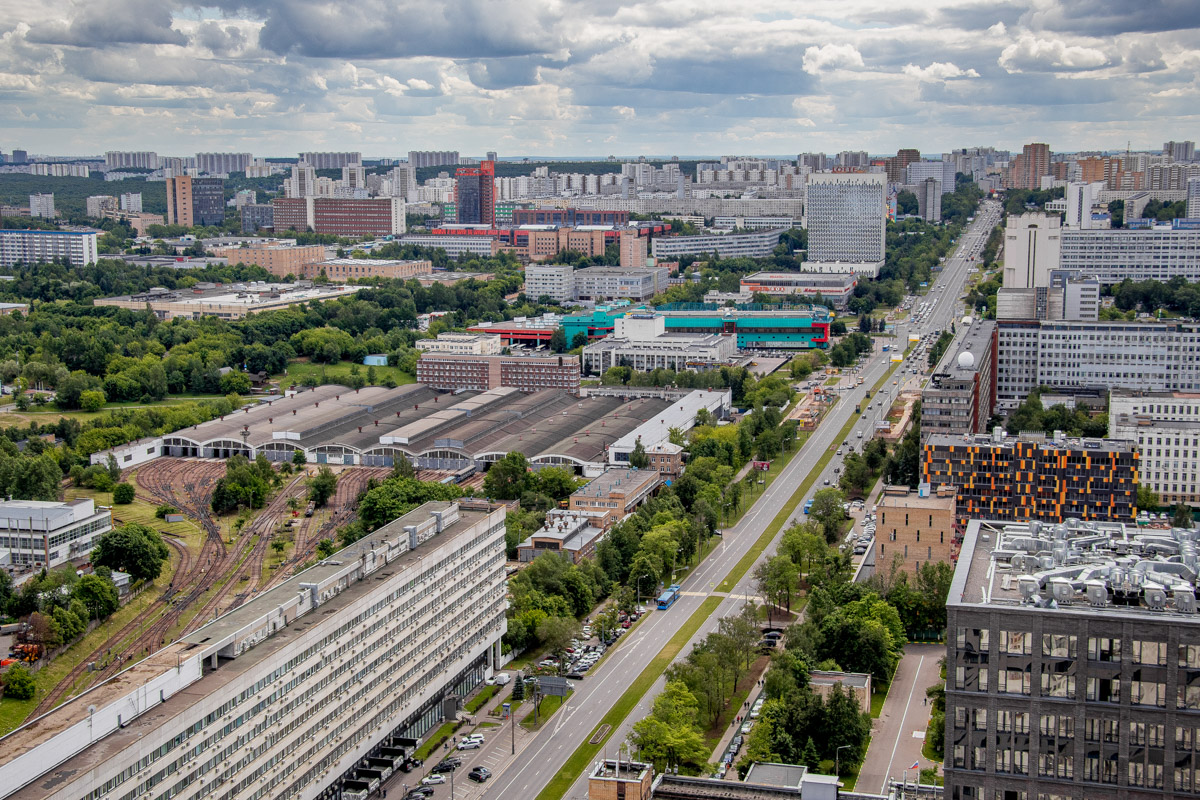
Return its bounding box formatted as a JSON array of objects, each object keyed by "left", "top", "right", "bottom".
[
  {"left": 571, "top": 332, "right": 589, "bottom": 349},
  {"left": 74, "top": 573, "right": 119, "bottom": 619},
  {"left": 1174, "top": 504, "right": 1194, "bottom": 529},
  {"left": 3, "top": 664, "right": 35, "bottom": 700},
  {"left": 105, "top": 453, "right": 122, "bottom": 483},
  {"left": 307, "top": 465, "right": 338, "bottom": 507},
  {"left": 1138, "top": 486, "right": 1160, "bottom": 513},
  {"left": 316, "top": 538, "right": 336, "bottom": 559},
  {"left": 483, "top": 452, "right": 532, "bottom": 500},
  {"left": 112, "top": 482, "right": 135, "bottom": 504},
  {"left": 79, "top": 389, "right": 106, "bottom": 413},
  {"left": 219, "top": 371, "right": 252, "bottom": 394},
  {"left": 92, "top": 522, "right": 170, "bottom": 583},
  {"left": 549, "top": 327, "right": 568, "bottom": 353},
  {"left": 629, "top": 437, "right": 649, "bottom": 469},
  {"left": 271, "top": 539, "right": 286, "bottom": 556},
  {"left": 292, "top": 448, "right": 307, "bottom": 467},
  {"left": 808, "top": 488, "right": 846, "bottom": 543},
  {"left": 630, "top": 680, "right": 710, "bottom": 772},
  {"left": 536, "top": 615, "right": 582, "bottom": 671},
  {"left": 801, "top": 736, "right": 820, "bottom": 770}
]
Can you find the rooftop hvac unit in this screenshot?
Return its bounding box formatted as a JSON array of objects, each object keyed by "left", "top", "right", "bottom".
[
  {"left": 1049, "top": 578, "right": 1073, "bottom": 605},
  {"left": 1018, "top": 575, "right": 1039, "bottom": 600},
  {"left": 1145, "top": 586, "right": 1168, "bottom": 610},
  {"left": 1086, "top": 580, "right": 1110, "bottom": 607},
  {"left": 1176, "top": 589, "right": 1198, "bottom": 613}
]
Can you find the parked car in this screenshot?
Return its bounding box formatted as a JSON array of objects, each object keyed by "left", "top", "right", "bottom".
[
  {"left": 468, "top": 767, "right": 492, "bottom": 782},
  {"left": 457, "top": 739, "right": 481, "bottom": 750},
  {"left": 422, "top": 775, "right": 447, "bottom": 786}
]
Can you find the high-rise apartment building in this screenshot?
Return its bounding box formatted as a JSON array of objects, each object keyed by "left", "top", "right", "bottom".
[
  {"left": 945, "top": 516, "right": 1200, "bottom": 800},
  {"left": 408, "top": 150, "right": 460, "bottom": 169},
  {"left": 194, "top": 152, "right": 251, "bottom": 174},
  {"left": 804, "top": 172, "right": 886, "bottom": 273},
  {"left": 1065, "top": 181, "right": 1103, "bottom": 229},
  {"left": 28, "top": 193, "right": 54, "bottom": 219},
  {"left": 916, "top": 177, "right": 943, "bottom": 222},
  {"left": 85, "top": 195, "right": 117, "bottom": 217},
  {"left": 619, "top": 229, "right": 648, "bottom": 268},
  {"left": 454, "top": 160, "right": 496, "bottom": 225},
  {"left": 886, "top": 148, "right": 921, "bottom": 183},
  {"left": 525, "top": 264, "right": 575, "bottom": 303},
  {"left": 386, "top": 165, "right": 417, "bottom": 199},
  {"left": 104, "top": 150, "right": 158, "bottom": 170},
  {"left": 119, "top": 192, "right": 142, "bottom": 213},
  {"left": 165, "top": 176, "right": 224, "bottom": 227},
  {"left": 1189, "top": 178, "right": 1200, "bottom": 220},
  {"left": 1011, "top": 142, "right": 1052, "bottom": 190},
  {"left": 298, "top": 151, "right": 360, "bottom": 169},
  {"left": 1003, "top": 213, "right": 1061, "bottom": 288},
  {"left": 1165, "top": 140, "right": 1197, "bottom": 161},
  {"left": 0, "top": 500, "right": 507, "bottom": 800},
  {"left": 924, "top": 431, "right": 1138, "bottom": 525},
  {"left": 836, "top": 151, "right": 870, "bottom": 168},
  {"left": 9, "top": 149, "right": 27, "bottom": 164}
]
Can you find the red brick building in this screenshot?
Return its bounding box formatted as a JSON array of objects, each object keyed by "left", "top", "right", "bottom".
[
  {"left": 416, "top": 353, "right": 581, "bottom": 394},
  {"left": 270, "top": 197, "right": 405, "bottom": 236}
]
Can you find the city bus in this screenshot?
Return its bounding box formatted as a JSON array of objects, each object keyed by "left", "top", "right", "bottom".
[{"left": 657, "top": 585, "right": 682, "bottom": 610}]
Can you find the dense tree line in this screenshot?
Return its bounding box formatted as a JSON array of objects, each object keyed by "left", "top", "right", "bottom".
[
  {"left": 1110, "top": 276, "right": 1200, "bottom": 317},
  {"left": 1003, "top": 388, "right": 1108, "bottom": 438}
]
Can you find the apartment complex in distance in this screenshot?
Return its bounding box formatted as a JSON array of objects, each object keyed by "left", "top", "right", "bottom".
[
  {"left": 415, "top": 353, "right": 581, "bottom": 394},
  {"left": 923, "top": 431, "right": 1138, "bottom": 525},
  {"left": 945, "top": 516, "right": 1200, "bottom": 800},
  {"left": 210, "top": 241, "right": 326, "bottom": 278},
  {"left": 0, "top": 500, "right": 506, "bottom": 800},
  {"left": 165, "top": 176, "right": 224, "bottom": 227},
  {"left": 1109, "top": 389, "right": 1200, "bottom": 507},
  {"left": 0, "top": 229, "right": 98, "bottom": 268}
]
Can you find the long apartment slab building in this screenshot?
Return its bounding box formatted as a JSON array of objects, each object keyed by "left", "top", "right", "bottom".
[
  {"left": 0, "top": 229, "right": 98, "bottom": 268},
  {"left": 1109, "top": 388, "right": 1200, "bottom": 507},
  {"left": 946, "top": 516, "right": 1200, "bottom": 800},
  {"left": 923, "top": 430, "right": 1139, "bottom": 525},
  {"left": 0, "top": 500, "right": 506, "bottom": 800},
  {"left": 415, "top": 352, "right": 581, "bottom": 393}
]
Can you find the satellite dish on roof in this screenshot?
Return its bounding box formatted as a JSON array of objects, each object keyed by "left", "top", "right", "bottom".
[{"left": 958, "top": 351, "right": 975, "bottom": 369}]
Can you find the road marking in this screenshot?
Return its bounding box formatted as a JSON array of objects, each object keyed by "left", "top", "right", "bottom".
[{"left": 879, "top": 654, "right": 925, "bottom": 794}]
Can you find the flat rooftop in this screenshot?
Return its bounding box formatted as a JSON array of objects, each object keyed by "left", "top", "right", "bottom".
[
  {"left": 931, "top": 318, "right": 994, "bottom": 380},
  {"left": 926, "top": 431, "right": 1135, "bottom": 454},
  {"left": 953, "top": 517, "right": 1200, "bottom": 619},
  {"left": 2, "top": 502, "right": 489, "bottom": 797},
  {"left": 877, "top": 491, "right": 956, "bottom": 511},
  {"left": 97, "top": 281, "right": 359, "bottom": 307},
  {"left": 573, "top": 467, "right": 660, "bottom": 499},
  {"left": 809, "top": 670, "right": 870, "bottom": 689}
]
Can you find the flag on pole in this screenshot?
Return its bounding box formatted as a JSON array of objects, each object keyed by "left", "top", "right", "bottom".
[{"left": 910, "top": 761, "right": 920, "bottom": 770}]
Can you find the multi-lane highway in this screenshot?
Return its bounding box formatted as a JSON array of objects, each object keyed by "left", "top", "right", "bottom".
[{"left": 471, "top": 200, "right": 1004, "bottom": 800}]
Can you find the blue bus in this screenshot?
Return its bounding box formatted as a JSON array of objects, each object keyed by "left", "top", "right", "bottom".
[
  {"left": 803, "top": 499, "right": 814, "bottom": 514},
  {"left": 657, "top": 585, "right": 682, "bottom": 610}
]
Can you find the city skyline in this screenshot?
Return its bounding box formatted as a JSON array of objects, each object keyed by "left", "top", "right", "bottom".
[{"left": 4, "top": 1, "right": 1199, "bottom": 156}]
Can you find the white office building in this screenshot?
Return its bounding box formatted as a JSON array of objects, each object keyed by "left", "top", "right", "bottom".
[
  {"left": 0, "top": 500, "right": 506, "bottom": 800},
  {"left": 524, "top": 263, "right": 575, "bottom": 304},
  {"left": 415, "top": 332, "right": 502, "bottom": 355},
  {"left": 1002, "top": 212, "right": 1061, "bottom": 288},
  {"left": 1109, "top": 389, "right": 1200, "bottom": 506},
  {"left": 0, "top": 498, "right": 111, "bottom": 572},
  {"left": 996, "top": 319, "right": 1200, "bottom": 405},
  {"left": 397, "top": 234, "right": 495, "bottom": 258},
  {"left": 1065, "top": 181, "right": 1104, "bottom": 229},
  {"left": 805, "top": 172, "right": 886, "bottom": 274},
  {"left": 28, "top": 193, "right": 55, "bottom": 219},
  {"left": 650, "top": 229, "right": 785, "bottom": 259},
  {"left": 0, "top": 229, "right": 99, "bottom": 268},
  {"left": 905, "top": 160, "right": 955, "bottom": 189},
  {"left": 1058, "top": 225, "right": 1200, "bottom": 284},
  {"left": 573, "top": 267, "right": 668, "bottom": 302}
]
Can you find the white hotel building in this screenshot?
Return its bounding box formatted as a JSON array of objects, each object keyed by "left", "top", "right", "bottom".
[{"left": 0, "top": 500, "right": 507, "bottom": 800}]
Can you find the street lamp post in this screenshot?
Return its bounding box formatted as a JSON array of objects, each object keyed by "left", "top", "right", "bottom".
[
  {"left": 504, "top": 702, "right": 513, "bottom": 754},
  {"left": 836, "top": 745, "right": 851, "bottom": 778}
]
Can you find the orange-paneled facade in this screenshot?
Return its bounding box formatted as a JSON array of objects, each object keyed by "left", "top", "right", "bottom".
[{"left": 923, "top": 435, "right": 1138, "bottom": 525}]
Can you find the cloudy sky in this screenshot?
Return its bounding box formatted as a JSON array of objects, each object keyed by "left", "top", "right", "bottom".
[{"left": 4, "top": 0, "right": 1200, "bottom": 158}]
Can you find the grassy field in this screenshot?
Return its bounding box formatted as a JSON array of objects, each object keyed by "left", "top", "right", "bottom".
[
  {"left": 534, "top": 596, "right": 722, "bottom": 800},
  {"left": 465, "top": 685, "right": 499, "bottom": 714},
  {"left": 66, "top": 487, "right": 204, "bottom": 543},
  {"left": 414, "top": 721, "right": 461, "bottom": 761},
  {"left": 520, "top": 694, "right": 565, "bottom": 729},
  {"left": 1, "top": 394, "right": 228, "bottom": 426},
  {"left": 278, "top": 360, "right": 416, "bottom": 388}
]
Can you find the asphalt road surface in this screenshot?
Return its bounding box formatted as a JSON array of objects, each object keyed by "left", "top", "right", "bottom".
[{"left": 481, "top": 203, "right": 1003, "bottom": 800}]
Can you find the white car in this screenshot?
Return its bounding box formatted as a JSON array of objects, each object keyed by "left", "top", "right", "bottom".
[
  {"left": 457, "top": 739, "right": 481, "bottom": 750},
  {"left": 422, "top": 775, "right": 447, "bottom": 786}
]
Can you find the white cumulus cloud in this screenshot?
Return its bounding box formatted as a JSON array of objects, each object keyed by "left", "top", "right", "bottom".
[
  {"left": 999, "top": 34, "right": 1111, "bottom": 73},
  {"left": 902, "top": 62, "right": 980, "bottom": 81},
  {"left": 802, "top": 43, "right": 864, "bottom": 75}
]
